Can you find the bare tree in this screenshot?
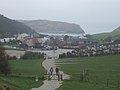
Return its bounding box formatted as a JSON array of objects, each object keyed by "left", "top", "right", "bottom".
[{"left": 0, "top": 45, "right": 11, "bottom": 75}]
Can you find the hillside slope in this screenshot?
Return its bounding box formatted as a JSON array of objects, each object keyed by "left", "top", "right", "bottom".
[
  {"left": 20, "top": 20, "right": 85, "bottom": 34},
  {"left": 92, "top": 26, "right": 120, "bottom": 40},
  {"left": 0, "top": 14, "right": 36, "bottom": 36}
]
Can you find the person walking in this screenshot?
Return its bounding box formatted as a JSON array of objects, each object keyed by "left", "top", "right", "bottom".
[
  {"left": 55, "top": 67, "right": 59, "bottom": 75},
  {"left": 49, "top": 67, "right": 54, "bottom": 75}
]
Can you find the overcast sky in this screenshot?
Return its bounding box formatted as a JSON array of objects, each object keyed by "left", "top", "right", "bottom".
[{"left": 0, "top": 0, "right": 120, "bottom": 34}]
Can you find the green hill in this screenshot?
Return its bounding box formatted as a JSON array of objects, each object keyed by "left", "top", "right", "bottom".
[
  {"left": 92, "top": 26, "right": 120, "bottom": 40},
  {"left": 19, "top": 20, "right": 85, "bottom": 34},
  {"left": 0, "top": 14, "right": 37, "bottom": 37}
]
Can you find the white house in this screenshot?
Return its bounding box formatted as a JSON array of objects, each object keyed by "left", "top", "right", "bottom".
[
  {"left": 0, "top": 38, "right": 16, "bottom": 43},
  {"left": 16, "top": 33, "right": 29, "bottom": 41},
  {"left": 0, "top": 39, "right": 4, "bottom": 43}
]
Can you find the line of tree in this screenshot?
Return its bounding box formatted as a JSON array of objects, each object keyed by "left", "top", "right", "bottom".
[
  {"left": 59, "top": 51, "right": 77, "bottom": 58},
  {"left": 20, "top": 51, "right": 45, "bottom": 59},
  {"left": 0, "top": 45, "right": 11, "bottom": 75}
]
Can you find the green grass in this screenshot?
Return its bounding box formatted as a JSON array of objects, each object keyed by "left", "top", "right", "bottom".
[
  {"left": 92, "top": 30, "right": 120, "bottom": 40},
  {"left": 57, "top": 55, "right": 120, "bottom": 90},
  {"left": 0, "top": 59, "right": 45, "bottom": 90},
  {"left": 0, "top": 76, "right": 43, "bottom": 90},
  {"left": 10, "top": 59, "right": 45, "bottom": 76}
]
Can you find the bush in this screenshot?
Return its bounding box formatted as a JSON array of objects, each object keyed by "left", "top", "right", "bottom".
[
  {"left": 59, "top": 51, "right": 78, "bottom": 58},
  {"left": 6, "top": 55, "right": 17, "bottom": 60},
  {"left": 20, "top": 51, "right": 45, "bottom": 59},
  {"left": 0, "top": 45, "right": 11, "bottom": 75}
]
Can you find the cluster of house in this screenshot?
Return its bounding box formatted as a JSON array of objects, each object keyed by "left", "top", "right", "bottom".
[
  {"left": 49, "top": 36, "right": 98, "bottom": 48},
  {"left": 17, "top": 33, "right": 50, "bottom": 49},
  {"left": 0, "top": 33, "right": 50, "bottom": 49},
  {"left": 59, "top": 42, "right": 120, "bottom": 58},
  {"left": 71, "top": 42, "right": 120, "bottom": 57},
  {"left": 0, "top": 33, "right": 99, "bottom": 50},
  {"left": 66, "top": 37, "right": 97, "bottom": 45},
  {"left": 0, "top": 37, "right": 16, "bottom": 43}
]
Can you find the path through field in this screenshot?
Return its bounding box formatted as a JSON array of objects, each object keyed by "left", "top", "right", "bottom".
[{"left": 31, "top": 49, "right": 71, "bottom": 90}]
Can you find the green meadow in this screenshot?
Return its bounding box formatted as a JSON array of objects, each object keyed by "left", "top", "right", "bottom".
[
  {"left": 1, "top": 54, "right": 120, "bottom": 90},
  {"left": 0, "top": 59, "right": 45, "bottom": 90},
  {"left": 57, "top": 55, "right": 120, "bottom": 90},
  {"left": 10, "top": 59, "right": 45, "bottom": 76}
]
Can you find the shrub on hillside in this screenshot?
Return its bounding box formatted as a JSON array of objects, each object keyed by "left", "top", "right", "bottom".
[
  {"left": 59, "top": 51, "right": 78, "bottom": 58},
  {"left": 0, "top": 45, "right": 11, "bottom": 75},
  {"left": 8, "top": 56, "right": 17, "bottom": 60},
  {"left": 4, "top": 54, "right": 17, "bottom": 60},
  {"left": 20, "top": 51, "right": 45, "bottom": 59}
]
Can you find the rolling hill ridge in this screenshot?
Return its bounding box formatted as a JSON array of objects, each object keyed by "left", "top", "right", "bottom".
[
  {"left": 0, "top": 14, "right": 37, "bottom": 37},
  {"left": 20, "top": 20, "right": 85, "bottom": 35},
  {"left": 92, "top": 26, "right": 120, "bottom": 40}
]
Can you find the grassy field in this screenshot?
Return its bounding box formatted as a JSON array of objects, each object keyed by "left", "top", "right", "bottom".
[
  {"left": 92, "top": 29, "right": 120, "bottom": 40},
  {"left": 10, "top": 59, "right": 45, "bottom": 76},
  {"left": 0, "top": 59, "right": 45, "bottom": 90},
  {"left": 56, "top": 55, "right": 120, "bottom": 90}
]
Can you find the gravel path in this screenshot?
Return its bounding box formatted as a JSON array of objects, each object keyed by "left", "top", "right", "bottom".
[{"left": 31, "top": 49, "right": 71, "bottom": 90}]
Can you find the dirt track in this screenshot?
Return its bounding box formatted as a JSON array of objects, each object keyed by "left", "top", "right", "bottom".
[{"left": 31, "top": 49, "right": 71, "bottom": 90}]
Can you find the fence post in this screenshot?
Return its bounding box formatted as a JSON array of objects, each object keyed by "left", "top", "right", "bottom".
[
  {"left": 94, "top": 77, "right": 97, "bottom": 86},
  {"left": 58, "top": 74, "right": 60, "bottom": 81},
  {"left": 117, "top": 80, "right": 119, "bottom": 90},
  {"left": 107, "top": 79, "right": 109, "bottom": 87},
  {"left": 35, "top": 75, "right": 39, "bottom": 82},
  {"left": 48, "top": 73, "right": 51, "bottom": 80},
  {"left": 80, "top": 73, "right": 83, "bottom": 81},
  {"left": 54, "top": 74, "right": 55, "bottom": 80},
  {"left": 61, "top": 74, "right": 63, "bottom": 80}
]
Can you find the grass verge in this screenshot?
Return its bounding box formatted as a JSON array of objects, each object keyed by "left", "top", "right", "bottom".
[
  {"left": 0, "top": 59, "right": 45, "bottom": 90},
  {"left": 57, "top": 55, "right": 120, "bottom": 90}
]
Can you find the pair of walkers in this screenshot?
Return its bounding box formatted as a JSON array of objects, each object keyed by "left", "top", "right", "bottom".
[{"left": 49, "top": 67, "right": 59, "bottom": 75}]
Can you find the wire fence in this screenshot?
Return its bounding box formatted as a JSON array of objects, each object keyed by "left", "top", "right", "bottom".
[
  {"left": 78, "top": 73, "right": 120, "bottom": 90},
  {"left": 89, "top": 78, "right": 120, "bottom": 90}
]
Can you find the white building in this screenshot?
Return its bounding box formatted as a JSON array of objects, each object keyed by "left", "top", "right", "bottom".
[
  {"left": 16, "top": 33, "right": 29, "bottom": 41},
  {"left": 0, "top": 38, "right": 16, "bottom": 43}
]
